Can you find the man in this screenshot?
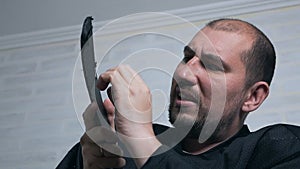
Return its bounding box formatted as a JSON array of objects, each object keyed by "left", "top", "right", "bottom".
[{"left": 57, "top": 18, "right": 300, "bottom": 169}]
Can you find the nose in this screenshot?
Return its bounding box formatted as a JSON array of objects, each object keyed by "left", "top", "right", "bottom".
[{"left": 173, "top": 56, "right": 199, "bottom": 87}]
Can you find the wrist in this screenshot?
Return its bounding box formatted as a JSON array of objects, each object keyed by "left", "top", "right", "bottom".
[
  {"left": 116, "top": 121, "right": 154, "bottom": 138},
  {"left": 120, "top": 134, "right": 162, "bottom": 168}
]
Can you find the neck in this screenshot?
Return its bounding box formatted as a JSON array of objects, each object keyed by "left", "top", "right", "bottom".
[
  {"left": 181, "top": 137, "right": 225, "bottom": 155},
  {"left": 181, "top": 139, "right": 219, "bottom": 154},
  {"left": 181, "top": 124, "right": 243, "bottom": 155}
]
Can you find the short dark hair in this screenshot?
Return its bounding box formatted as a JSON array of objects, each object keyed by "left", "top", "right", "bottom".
[{"left": 206, "top": 18, "right": 276, "bottom": 88}]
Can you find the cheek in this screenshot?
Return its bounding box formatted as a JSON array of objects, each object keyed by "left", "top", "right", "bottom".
[
  {"left": 225, "top": 76, "right": 245, "bottom": 102},
  {"left": 199, "top": 73, "right": 227, "bottom": 106},
  {"left": 208, "top": 73, "right": 245, "bottom": 109},
  {"left": 195, "top": 72, "right": 212, "bottom": 98}
]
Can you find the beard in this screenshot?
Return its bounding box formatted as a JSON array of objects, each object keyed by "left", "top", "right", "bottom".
[
  {"left": 168, "top": 80, "right": 205, "bottom": 139},
  {"left": 168, "top": 89, "right": 244, "bottom": 143},
  {"left": 168, "top": 100, "right": 207, "bottom": 139}
]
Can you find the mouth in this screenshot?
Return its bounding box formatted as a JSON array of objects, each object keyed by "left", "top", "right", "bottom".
[{"left": 175, "top": 86, "right": 198, "bottom": 107}]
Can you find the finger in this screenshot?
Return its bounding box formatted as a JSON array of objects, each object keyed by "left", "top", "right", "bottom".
[
  {"left": 97, "top": 157, "right": 126, "bottom": 168},
  {"left": 83, "top": 156, "right": 102, "bottom": 169},
  {"left": 101, "top": 70, "right": 129, "bottom": 101},
  {"left": 98, "top": 65, "right": 133, "bottom": 91},
  {"left": 117, "top": 65, "right": 145, "bottom": 91},
  {"left": 85, "top": 126, "right": 118, "bottom": 144},
  {"left": 81, "top": 141, "right": 103, "bottom": 157},
  {"left": 103, "top": 98, "right": 115, "bottom": 116},
  {"left": 97, "top": 68, "right": 117, "bottom": 90},
  {"left": 80, "top": 132, "right": 95, "bottom": 146},
  {"left": 81, "top": 133, "right": 123, "bottom": 156},
  {"left": 82, "top": 102, "right": 101, "bottom": 131},
  {"left": 103, "top": 98, "right": 115, "bottom": 130},
  {"left": 80, "top": 133, "right": 103, "bottom": 157},
  {"left": 106, "top": 87, "right": 113, "bottom": 105},
  {"left": 125, "top": 65, "right": 146, "bottom": 85},
  {"left": 118, "top": 64, "right": 135, "bottom": 84}
]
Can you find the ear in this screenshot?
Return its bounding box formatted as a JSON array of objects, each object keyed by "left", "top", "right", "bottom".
[{"left": 242, "top": 81, "right": 269, "bottom": 112}]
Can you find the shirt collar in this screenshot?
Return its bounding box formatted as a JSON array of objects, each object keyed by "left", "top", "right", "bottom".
[{"left": 175, "top": 125, "right": 251, "bottom": 155}]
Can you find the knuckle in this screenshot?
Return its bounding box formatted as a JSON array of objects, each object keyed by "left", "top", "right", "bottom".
[{"left": 99, "top": 73, "right": 105, "bottom": 80}]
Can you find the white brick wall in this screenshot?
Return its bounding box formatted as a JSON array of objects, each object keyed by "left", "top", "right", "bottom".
[
  {"left": 0, "top": 41, "right": 83, "bottom": 169},
  {"left": 0, "top": 2, "right": 299, "bottom": 169}
]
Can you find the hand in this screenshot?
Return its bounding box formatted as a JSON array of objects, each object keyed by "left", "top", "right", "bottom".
[
  {"left": 97, "top": 65, "right": 154, "bottom": 138},
  {"left": 97, "top": 65, "right": 161, "bottom": 168},
  {"left": 80, "top": 102, "right": 126, "bottom": 169}
]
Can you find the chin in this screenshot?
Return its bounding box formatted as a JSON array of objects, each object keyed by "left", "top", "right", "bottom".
[{"left": 169, "top": 108, "right": 199, "bottom": 127}]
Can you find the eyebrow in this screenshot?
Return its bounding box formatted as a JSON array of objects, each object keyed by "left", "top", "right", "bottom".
[
  {"left": 184, "top": 46, "right": 230, "bottom": 71},
  {"left": 201, "top": 50, "right": 231, "bottom": 71}
]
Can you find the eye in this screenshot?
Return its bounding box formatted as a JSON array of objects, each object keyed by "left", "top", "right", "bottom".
[
  {"left": 182, "top": 46, "right": 195, "bottom": 63},
  {"left": 206, "top": 64, "right": 224, "bottom": 71},
  {"left": 201, "top": 61, "right": 224, "bottom": 72}
]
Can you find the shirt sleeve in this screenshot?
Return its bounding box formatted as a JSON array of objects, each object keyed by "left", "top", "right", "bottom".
[
  {"left": 247, "top": 124, "right": 300, "bottom": 169},
  {"left": 270, "top": 153, "right": 300, "bottom": 169},
  {"left": 141, "top": 145, "right": 194, "bottom": 169}
]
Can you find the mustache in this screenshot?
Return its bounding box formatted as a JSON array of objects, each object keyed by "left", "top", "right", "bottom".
[
  {"left": 176, "top": 86, "right": 200, "bottom": 103},
  {"left": 168, "top": 84, "right": 201, "bottom": 112}
]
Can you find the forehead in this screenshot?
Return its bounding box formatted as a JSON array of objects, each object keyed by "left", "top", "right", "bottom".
[{"left": 188, "top": 27, "right": 253, "bottom": 67}]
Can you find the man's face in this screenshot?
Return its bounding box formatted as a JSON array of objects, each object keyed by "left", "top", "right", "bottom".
[{"left": 169, "top": 27, "right": 253, "bottom": 140}]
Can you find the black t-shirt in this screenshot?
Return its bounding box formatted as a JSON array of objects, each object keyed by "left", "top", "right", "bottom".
[{"left": 56, "top": 124, "right": 300, "bottom": 169}]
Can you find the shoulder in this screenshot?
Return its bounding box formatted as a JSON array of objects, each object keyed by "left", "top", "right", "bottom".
[
  {"left": 56, "top": 142, "right": 82, "bottom": 169},
  {"left": 251, "top": 124, "right": 300, "bottom": 148},
  {"left": 253, "top": 124, "right": 300, "bottom": 150},
  {"left": 254, "top": 123, "right": 300, "bottom": 136},
  {"left": 247, "top": 124, "right": 300, "bottom": 168}
]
